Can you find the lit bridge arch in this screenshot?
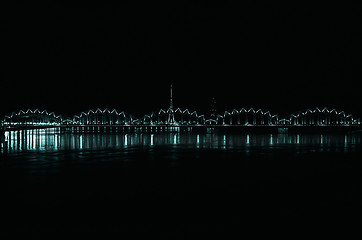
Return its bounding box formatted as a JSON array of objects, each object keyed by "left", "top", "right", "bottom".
[
  {"left": 286, "top": 107, "right": 360, "bottom": 126},
  {"left": 72, "top": 109, "right": 135, "bottom": 125},
  {"left": 2, "top": 109, "right": 64, "bottom": 126},
  {"left": 141, "top": 108, "right": 206, "bottom": 125},
  {"left": 206, "top": 108, "right": 280, "bottom": 126}
]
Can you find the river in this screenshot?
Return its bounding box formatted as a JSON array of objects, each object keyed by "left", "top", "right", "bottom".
[{"left": 0, "top": 128, "right": 360, "bottom": 236}]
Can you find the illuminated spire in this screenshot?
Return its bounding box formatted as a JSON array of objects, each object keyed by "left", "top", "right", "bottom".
[{"left": 168, "top": 84, "right": 175, "bottom": 124}]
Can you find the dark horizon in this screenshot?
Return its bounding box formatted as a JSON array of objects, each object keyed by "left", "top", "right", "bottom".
[{"left": 2, "top": 3, "right": 362, "bottom": 118}]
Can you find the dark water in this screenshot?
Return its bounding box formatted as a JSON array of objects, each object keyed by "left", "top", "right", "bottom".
[{"left": 0, "top": 129, "right": 360, "bottom": 236}]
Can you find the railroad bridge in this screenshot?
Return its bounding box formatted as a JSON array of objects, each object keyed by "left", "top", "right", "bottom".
[
  {"left": 1, "top": 106, "right": 360, "bottom": 131},
  {"left": 1, "top": 86, "right": 360, "bottom": 132}
]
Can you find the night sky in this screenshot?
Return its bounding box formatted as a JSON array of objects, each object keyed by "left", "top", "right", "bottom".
[{"left": 2, "top": 3, "right": 362, "bottom": 119}]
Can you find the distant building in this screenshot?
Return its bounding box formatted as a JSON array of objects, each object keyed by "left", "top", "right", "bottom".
[{"left": 209, "top": 97, "right": 217, "bottom": 118}]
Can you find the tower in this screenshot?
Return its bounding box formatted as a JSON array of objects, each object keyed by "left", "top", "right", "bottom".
[{"left": 167, "top": 84, "right": 175, "bottom": 124}]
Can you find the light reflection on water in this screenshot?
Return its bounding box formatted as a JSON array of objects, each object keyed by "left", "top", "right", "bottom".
[{"left": 2, "top": 128, "right": 362, "bottom": 153}]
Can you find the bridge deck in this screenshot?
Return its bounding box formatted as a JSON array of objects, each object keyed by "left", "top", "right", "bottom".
[{"left": 2, "top": 124, "right": 361, "bottom": 134}]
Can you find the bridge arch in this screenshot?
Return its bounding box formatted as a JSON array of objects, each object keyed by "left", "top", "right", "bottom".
[
  {"left": 2, "top": 109, "right": 64, "bottom": 126},
  {"left": 213, "top": 108, "right": 280, "bottom": 125},
  {"left": 287, "top": 107, "right": 360, "bottom": 126},
  {"left": 142, "top": 108, "right": 206, "bottom": 125},
  {"left": 72, "top": 108, "right": 135, "bottom": 125}
]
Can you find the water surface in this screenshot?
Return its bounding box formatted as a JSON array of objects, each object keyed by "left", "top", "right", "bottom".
[
  {"left": 0, "top": 129, "right": 360, "bottom": 235},
  {"left": 3, "top": 128, "right": 361, "bottom": 152}
]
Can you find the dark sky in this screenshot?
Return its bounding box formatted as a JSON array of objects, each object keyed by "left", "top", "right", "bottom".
[{"left": 1, "top": 2, "right": 362, "bottom": 119}]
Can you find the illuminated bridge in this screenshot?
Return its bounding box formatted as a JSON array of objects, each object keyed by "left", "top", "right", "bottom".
[
  {"left": 1, "top": 106, "right": 360, "bottom": 132},
  {"left": 1, "top": 86, "right": 361, "bottom": 132}
]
